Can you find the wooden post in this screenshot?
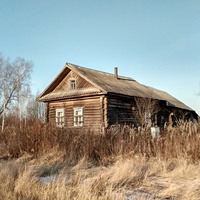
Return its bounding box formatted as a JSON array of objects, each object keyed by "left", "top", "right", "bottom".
[
  {"left": 104, "top": 96, "right": 108, "bottom": 128},
  {"left": 45, "top": 102, "right": 49, "bottom": 123}
]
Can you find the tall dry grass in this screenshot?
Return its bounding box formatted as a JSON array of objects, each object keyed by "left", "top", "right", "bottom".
[
  {"left": 0, "top": 119, "right": 200, "bottom": 199},
  {"left": 0, "top": 154, "right": 200, "bottom": 199},
  {"left": 1, "top": 119, "right": 200, "bottom": 164}
]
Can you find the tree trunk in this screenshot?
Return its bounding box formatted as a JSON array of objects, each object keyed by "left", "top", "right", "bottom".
[{"left": 1, "top": 103, "right": 6, "bottom": 132}]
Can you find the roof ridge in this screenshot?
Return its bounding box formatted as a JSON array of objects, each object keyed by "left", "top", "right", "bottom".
[{"left": 66, "top": 62, "right": 136, "bottom": 81}]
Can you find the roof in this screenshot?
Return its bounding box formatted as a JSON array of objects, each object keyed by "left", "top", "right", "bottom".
[{"left": 38, "top": 63, "right": 194, "bottom": 111}]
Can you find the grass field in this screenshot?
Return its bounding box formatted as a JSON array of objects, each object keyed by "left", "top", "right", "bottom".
[{"left": 0, "top": 120, "right": 200, "bottom": 200}]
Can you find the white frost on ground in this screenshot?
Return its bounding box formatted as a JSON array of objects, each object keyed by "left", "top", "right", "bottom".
[
  {"left": 40, "top": 175, "right": 173, "bottom": 200},
  {"left": 40, "top": 174, "right": 58, "bottom": 184}
]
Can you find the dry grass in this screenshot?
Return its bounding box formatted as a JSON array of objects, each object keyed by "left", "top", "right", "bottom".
[
  {"left": 2, "top": 120, "right": 200, "bottom": 163},
  {"left": 0, "top": 119, "right": 200, "bottom": 199},
  {"left": 0, "top": 154, "right": 200, "bottom": 199}
]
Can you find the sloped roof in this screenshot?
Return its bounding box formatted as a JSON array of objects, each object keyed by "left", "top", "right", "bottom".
[{"left": 38, "top": 63, "right": 193, "bottom": 111}]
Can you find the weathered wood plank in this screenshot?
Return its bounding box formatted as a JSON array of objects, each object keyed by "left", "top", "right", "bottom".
[{"left": 48, "top": 96, "right": 103, "bottom": 131}]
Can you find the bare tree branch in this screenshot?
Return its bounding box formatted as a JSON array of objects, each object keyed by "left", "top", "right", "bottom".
[
  {"left": 134, "top": 96, "right": 160, "bottom": 127},
  {"left": 0, "top": 54, "right": 33, "bottom": 130}
]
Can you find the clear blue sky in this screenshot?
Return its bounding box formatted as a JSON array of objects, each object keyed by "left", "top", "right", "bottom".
[{"left": 1, "top": 0, "right": 200, "bottom": 115}]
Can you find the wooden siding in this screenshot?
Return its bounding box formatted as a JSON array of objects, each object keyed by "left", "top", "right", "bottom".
[
  {"left": 107, "top": 95, "right": 138, "bottom": 126},
  {"left": 48, "top": 96, "right": 103, "bottom": 132},
  {"left": 54, "top": 70, "right": 95, "bottom": 92}
]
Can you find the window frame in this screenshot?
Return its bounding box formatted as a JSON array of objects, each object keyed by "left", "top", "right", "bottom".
[
  {"left": 73, "top": 107, "right": 84, "bottom": 127},
  {"left": 55, "top": 108, "right": 65, "bottom": 128},
  {"left": 70, "top": 79, "right": 76, "bottom": 90}
]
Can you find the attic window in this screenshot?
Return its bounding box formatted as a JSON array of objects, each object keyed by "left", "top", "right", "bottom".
[{"left": 70, "top": 79, "right": 76, "bottom": 89}]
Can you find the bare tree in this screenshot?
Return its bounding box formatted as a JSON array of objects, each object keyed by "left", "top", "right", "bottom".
[
  {"left": 0, "top": 54, "right": 33, "bottom": 131},
  {"left": 26, "top": 92, "right": 46, "bottom": 121},
  {"left": 134, "top": 96, "right": 160, "bottom": 127}
]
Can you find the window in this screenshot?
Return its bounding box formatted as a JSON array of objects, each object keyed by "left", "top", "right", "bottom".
[
  {"left": 73, "top": 107, "right": 84, "bottom": 126},
  {"left": 56, "top": 108, "right": 65, "bottom": 127},
  {"left": 70, "top": 79, "right": 76, "bottom": 89}
]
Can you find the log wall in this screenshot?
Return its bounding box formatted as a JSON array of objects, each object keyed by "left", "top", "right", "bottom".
[
  {"left": 48, "top": 96, "right": 103, "bottom": 132},
  {"left": 46, "top": 94, "right": 140, "bottom": 132},
  {"left": 107, "top": 95, "right": 138, "bottom": 126}
]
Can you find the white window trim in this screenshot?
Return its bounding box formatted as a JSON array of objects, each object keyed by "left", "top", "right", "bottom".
[
  {"left": 73, "top": 107, "right": 84, "bottom": 127},
  {"left": 70, "top": 79, "right": 76, "bottom": 90},
  {"left": 56, "top": 108, "right": 65, "bottom": 127}
]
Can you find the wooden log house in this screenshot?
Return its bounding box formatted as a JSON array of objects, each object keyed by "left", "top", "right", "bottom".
[{"left": 37, "top": 63, "right": 198, "bottom": 132}]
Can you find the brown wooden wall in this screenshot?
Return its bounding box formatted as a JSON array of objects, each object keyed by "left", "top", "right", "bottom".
[
  {"left": 106, "top": 95, "right": 138, "bottom": 126},
  {"left": 54, "top": 70, "right": 96, "bottom": 92},
  {"left": 46, "top": 93, "right": 142, "bottom": 132},
  {"left": 48, "top": 96, "right": 103, "bottom": 132}
]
